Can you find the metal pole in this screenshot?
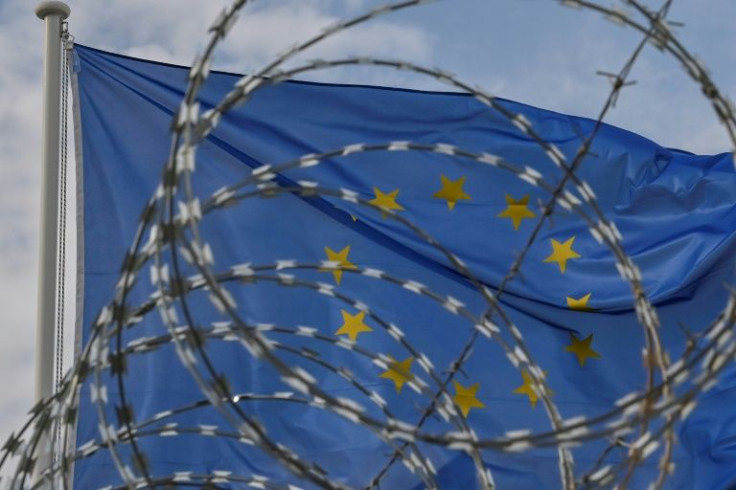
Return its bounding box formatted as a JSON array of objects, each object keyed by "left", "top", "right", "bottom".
[{"left": 34, "top": 1, "right": 70, "bottom": 482}]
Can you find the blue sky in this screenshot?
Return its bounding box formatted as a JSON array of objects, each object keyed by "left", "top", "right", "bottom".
[{"left": 0, "top": 0, "right": 734, "bottom": 464}]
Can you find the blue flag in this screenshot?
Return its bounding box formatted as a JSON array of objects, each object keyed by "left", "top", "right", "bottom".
[{"left": 72, "top": 44, "right": 736, "bottom": 489}]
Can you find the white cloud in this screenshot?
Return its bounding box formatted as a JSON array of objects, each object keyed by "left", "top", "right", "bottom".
[
  {"left": 437, "top": 2, "right": 735, "bottom": 154},
  {"left": 69, "top": 0, "right": 437, "bottom": 87},
  {"left": 0, "top": 4, "right": 46, "bottom": 450}
]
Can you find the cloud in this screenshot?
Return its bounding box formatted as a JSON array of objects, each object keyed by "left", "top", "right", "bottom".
[
  {"left": 428, "top": 0, "right": 735, "bottom": 154},
  {"left": 70, "top": 0, "right": 437, "bottom": 87},
  {"left": 0, "top": 3, "right": 47, "bottom": 450}
]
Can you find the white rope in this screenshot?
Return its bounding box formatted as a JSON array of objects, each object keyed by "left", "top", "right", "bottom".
[{"left": 52, "top": 21, "right": 72, "bottom": 462}]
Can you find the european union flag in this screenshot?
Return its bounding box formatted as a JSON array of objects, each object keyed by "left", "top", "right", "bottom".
[{"left": 72, "top": 44, "right": 736, "bottom": 489}]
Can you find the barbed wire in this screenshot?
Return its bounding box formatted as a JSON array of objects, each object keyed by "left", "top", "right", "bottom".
[{"left": 3, "top": 0, "right": 736, "bottom": 488}]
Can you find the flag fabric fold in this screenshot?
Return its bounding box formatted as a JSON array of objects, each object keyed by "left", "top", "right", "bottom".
[{"left": 72, "top": 44, "right": 736, "bottom": 489}]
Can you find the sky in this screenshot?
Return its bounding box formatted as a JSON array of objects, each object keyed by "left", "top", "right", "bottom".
[{"left": 0, "top": 0, "right": 734, "bottom": 468}]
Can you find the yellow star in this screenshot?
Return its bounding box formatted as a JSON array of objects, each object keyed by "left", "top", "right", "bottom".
[
  {"left": 369, "top": 187, "right": 404, "bottom": 218},
  {"left": 566, "top": 293, "right": 594, "bottom": 311},
  {"left": 497, "top": 194, "right": 536, "bottom": 230},
  {"left": 323, "top": 245, "right": 356, "bottom": 285},
  {"left": 513, "top": 370, "right": 550, "bottom": 408},
  {"left": 379, "top": 356, "right": 414, "bottom": 394},
  {"left": 432, "top": 175, "right": 471, "bottom": 210},
  {"left": 543, "top": 236, "right": 581, "bottom": 273},
  {"left": 452, "top": 381, "right": 485, "bottom": 417},
  {"left": 334, "top": 310, "right": 373, "bottom": 342},
  {"left": 565, "top": 333, "right": 601, "bottom": 367}
]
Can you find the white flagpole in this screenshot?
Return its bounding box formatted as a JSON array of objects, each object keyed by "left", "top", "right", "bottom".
[{"left": 34, "top": 1, "right": 70, "bottom": 480}]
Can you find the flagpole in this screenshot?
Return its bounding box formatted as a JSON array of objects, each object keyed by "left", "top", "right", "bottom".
[{"left": 34, "top": 1, "right": 70, "bottom": 481}]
